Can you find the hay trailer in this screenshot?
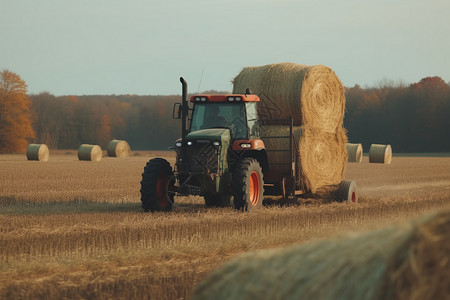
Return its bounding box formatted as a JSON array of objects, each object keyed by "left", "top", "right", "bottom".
[{"left": 140, "top": 77, "right": 357, "bottom": 212}]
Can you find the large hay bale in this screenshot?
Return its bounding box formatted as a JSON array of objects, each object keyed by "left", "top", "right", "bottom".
[
  {"left": 260, "top": 125, "right": 347, "bottom": 193},
  {"left": 369, "top": 144, "right": 392, "bottom": 164},
  {"left": 232, "top": 63, "right": 345, "bottom": 133},
  {"left": 26, "top": 144, "right": 49, "bottom": 162},
  {"left": 233, "top": 62, "right": 347, "bottom": 192},
  {"left": 346, "top": 143, "right": 363, "bottom": 163},
  {"left": 77, "top": 144, "right": 102, "bottom": 162},
  {"left": 106, "top": 139, "right": 130, "bottom": 157},
  {"left": 299, "top": 127, "right": 347, "bottom": 192},
  {"left": 192, "top": 209, "right": 450, "bottom": 300}
]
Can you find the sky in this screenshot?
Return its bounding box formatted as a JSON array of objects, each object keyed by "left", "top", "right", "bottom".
[{"left": 1, "top": 0, "right": 449, "bottom": 96}]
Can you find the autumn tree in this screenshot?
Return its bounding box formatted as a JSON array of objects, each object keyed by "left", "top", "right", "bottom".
[{"left": 0, "top": 70, "right": 35, "bottom": 153}]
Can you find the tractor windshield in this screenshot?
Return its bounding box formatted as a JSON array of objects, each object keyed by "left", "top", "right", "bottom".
[{"left": 190, "top": 103, "right": 247, "bottom": 139}]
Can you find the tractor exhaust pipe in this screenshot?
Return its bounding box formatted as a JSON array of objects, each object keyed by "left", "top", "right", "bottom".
[
  {"left": 180, "top": 77, "right": 188, "bottom": 143},
  {"left": 179, "top": 77, "right": 188, "bottom": 174}
]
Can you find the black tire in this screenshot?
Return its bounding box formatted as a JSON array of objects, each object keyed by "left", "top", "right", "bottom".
[
  {"left": 337, "top": 180, "right": 358, "bottom": 203},
  {"left": 232, "top": 158, "right": 264, "bottom": 211},
  {"left": 140, "top": 158, "right": 175, "bottom": 212},
  {"left": 204, "top": 194, "right": 233, "bottom": 208}
]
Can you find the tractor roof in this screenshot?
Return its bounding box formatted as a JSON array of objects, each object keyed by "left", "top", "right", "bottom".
[{"left": 190, "top": 94, "right": 260, "bottom": 103}]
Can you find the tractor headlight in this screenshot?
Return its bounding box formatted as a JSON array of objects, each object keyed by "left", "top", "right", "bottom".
[
  {"left": 235, "top": 96, "right": 242, "bottom": 101},
  {"left": 187, "top": 141, "right": 193, "bottom": 146},
  {"left": 240, "top": 143, "right": 251, "bottom": 148},
  {"left": 212, "top": 141, "right": 220, "bottom": 146},
  {"left": 175, "top": 142, "right": 182, "bottom": 147}
]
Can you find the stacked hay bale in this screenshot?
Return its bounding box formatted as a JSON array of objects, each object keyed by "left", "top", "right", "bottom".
[
  {"left": 369, "top": 144, "right": 392, "bottom": 164},
  {"left": 233, "top": 63, "right": 347, "bottom": 192},
  {"left": 192, "top": 209, "right": 450, "bottom": 300},
  {"left": 78, "top": 144, "right": 102, "bottom": 162},
  {"left": 26, "top": 144, "right": 49, "bottom": 162},
  {"left": 106, "top": 139, "right": 130, "bottom": 157},
  {"left": 346, "top": 143, "right": 363, "bottom": 163}
]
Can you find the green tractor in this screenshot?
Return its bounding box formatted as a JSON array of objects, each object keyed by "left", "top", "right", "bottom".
[
  {"left": 140, "top": 78, "right": 357, "bottom": 212},
  {"left": 140, "top": 77, "right": 270, "bottom": 212}
]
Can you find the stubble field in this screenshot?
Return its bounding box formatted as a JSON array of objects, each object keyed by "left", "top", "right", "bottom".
[{"left": 1, "top": 152, "right": 449, "bottom": 299}]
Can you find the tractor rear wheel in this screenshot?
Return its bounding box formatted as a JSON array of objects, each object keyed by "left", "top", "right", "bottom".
[
  {"left": 232, "top": 158, "right": 264, "bottom": 211},
  {"left": 140, "top": 158, "right": 175, "bottom": 212}
]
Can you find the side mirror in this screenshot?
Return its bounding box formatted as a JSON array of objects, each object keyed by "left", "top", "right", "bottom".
[{"left": 173, "top": 103, "right": 182, "bottom": 119}]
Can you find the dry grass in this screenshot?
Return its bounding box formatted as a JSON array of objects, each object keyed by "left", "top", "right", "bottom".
[{"left": 1, "top": 153, "right": 449, "bottom": 299}]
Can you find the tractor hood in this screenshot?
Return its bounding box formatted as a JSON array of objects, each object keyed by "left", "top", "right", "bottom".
[
  {"left": 186, "top": 128, "right": 231, "bottom": 145},
  {"left": 185, "top": 128, "right": 231, "bottom": 178}
]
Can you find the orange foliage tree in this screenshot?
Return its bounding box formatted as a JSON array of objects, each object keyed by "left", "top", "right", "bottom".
[{"left": 0, "top": 70, "right": 35, "bottom": 153}]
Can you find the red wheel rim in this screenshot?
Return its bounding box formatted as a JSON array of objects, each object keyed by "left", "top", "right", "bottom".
[
  {"left": 351, "top": 191, "right": 356, "bottom": 203},
  {"left": 249, "top": 171, "right": 260, "bottom": 206},
  {"left": 156, "top": 175, "right": 170, "bottom": 208}
]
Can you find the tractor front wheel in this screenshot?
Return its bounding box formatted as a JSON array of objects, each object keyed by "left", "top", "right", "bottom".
[
  {"left": 140, "top": 158, "right": 175, "bottom": 212},
  {"left": 232, "top": 158, "right": 264, "bottom": 211}
]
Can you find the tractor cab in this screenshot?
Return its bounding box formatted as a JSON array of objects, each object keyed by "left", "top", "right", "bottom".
[{"left": 189, "top": 94, "right": 261, "bottom": 141}]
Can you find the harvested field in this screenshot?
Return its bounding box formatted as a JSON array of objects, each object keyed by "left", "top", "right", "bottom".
[
  {"left": 0, "top": 153, "right": 449, "bottom": 299},
  {"left": 192, "top": 208, "right": 450, "bottom": 300}
]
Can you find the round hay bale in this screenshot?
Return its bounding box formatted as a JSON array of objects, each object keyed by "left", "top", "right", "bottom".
[
  {"left": 346, "top": 143, "right": 363, "bottom": 163},
  {"left": 369, "top": 144, "right": 392, "bottom": 164},
  {"left": 106, "top": 139, "right": 130, "bottom": 157},
  {"left": 232, "top": 63, "right": 345, "bottom": 133},
  {"left": 260, "top": 125, "right": 347, "bottom": 193},
  {"left": 299, "top": 127, "right": 348, "bottom": 192},
  {"left": 26, "top": 144, "right": 49, "bottom": 162},
  {"left": 192, "top": 209, "right": 450, "bottom": 300},
  {"left": 77, "top": 144, "right": 102, "bottom": 162}
]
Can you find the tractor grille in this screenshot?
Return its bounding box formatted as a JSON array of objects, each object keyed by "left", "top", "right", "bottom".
[{"left": 187, "top": 141, "right": 220, "bottom": 174}]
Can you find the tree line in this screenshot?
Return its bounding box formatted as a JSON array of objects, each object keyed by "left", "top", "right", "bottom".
[
  {"left": 345, "top": 76, "right": 450, "bottom": 152},
  {"left": 1, "top": 69, "right": 449, "bottom": 153}
]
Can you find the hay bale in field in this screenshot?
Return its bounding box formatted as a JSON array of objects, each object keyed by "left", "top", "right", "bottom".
[
  {"left": 77, "top": 144, "right": 102, "bottom": 162},
  {"left": 346, "top": 143, "right": 363, "bottom": 163},
  {"left": 232, "top": 63, "right": 345, "bottom": 133},
  {"left": 260, "top": 125, "right": 347, "bottom": 193},
  {"left": 106, "top": 139, "right": 130, "bottom": 157},
  {"left": 369, "top": 144, "right": 392, "bottom": 164},
  {"left": 233, "top": 62, "right": 348, "bottom": 192},
  {"left": 192, "top": 209, "right": 450, "bottom": 300},
  {"left": 299, "top": 127, "right": 347, "bottom": 192},
  {"left": 26, "top": 144, "right": 49, "bottom": 161}
]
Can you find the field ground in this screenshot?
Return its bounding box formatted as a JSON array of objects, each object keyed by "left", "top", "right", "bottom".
[{"left": 1, "top": 153, "right": 449, "bottom": 299}]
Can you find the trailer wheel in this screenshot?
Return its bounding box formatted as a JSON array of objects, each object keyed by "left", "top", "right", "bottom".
[
  {"left": 233, "top": 158, "right": 264, "bottom": 211},
  {"left": 337, "top": 180, "right": 358, "bottom": 203},
  {"left": 140, "top": 158, "right": 175, "bottom": 212}
]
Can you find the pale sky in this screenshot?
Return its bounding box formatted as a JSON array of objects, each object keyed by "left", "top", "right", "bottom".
[{"left": 1, "top": 0, "right": 449, "bottom": 95}]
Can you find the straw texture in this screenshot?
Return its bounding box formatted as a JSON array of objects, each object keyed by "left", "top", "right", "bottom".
[
  {"left": 232, "top": 63, "right": 345, "bottom": 133},
  {"left": 192, "top": 209, "right": 450, "bottom": 300}
]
